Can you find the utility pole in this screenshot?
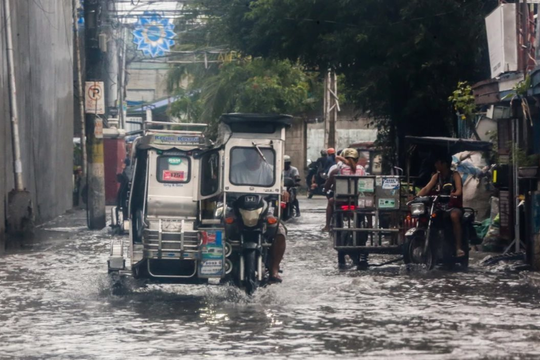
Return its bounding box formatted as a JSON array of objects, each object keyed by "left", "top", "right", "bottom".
[
  {"left": 84, "top": 0, "right": 107, "bottom": 229},
  {"left": 324, "top": 70, "right": 339, "bottom": 149},
  {"left": 106, "top": 0, "right": 118, "bottom": 119},
  {"left": 118, "top": 26, "right": 128, "bottom": 130}
]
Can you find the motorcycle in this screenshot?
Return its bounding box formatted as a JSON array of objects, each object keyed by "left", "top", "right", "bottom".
[
  {"left": 219, "top": 113, "right": 292, "bottom": 294},
  {"left": 308, "top": 171, "right": 328, "bottom": 198},
  {"left": 281, "top": 177, "right": 300, "bottom": 221},
  {"left": 224, "top": 194, "right": 279, "bottom": 294},
  {"left": 405, "top": 184, "right": 476, "bottom": 270}
]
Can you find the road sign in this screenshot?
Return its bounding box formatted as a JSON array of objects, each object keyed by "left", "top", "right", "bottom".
[{"left": 85, "top": 81, "right": 105, "bottom": 114}]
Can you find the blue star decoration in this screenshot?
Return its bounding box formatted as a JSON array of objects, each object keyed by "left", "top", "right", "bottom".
[{"left": 133, "top": 12, "right": 176, "bottom": 58}]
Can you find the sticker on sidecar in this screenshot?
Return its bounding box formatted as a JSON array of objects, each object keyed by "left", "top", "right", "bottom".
[
  {"left": 199, "top": 230, "right": 225, "bottom": 277},
  {"left": 200, "top": 259, "right": 224, "bottom": 275},
  {"left": 381, "top": 178, "right": 400, "bottom": 190},
  {"left": 153, "top": 135, "right": 201, "bottom": 145},
  {"left": 163, "top": 170, "right": 185, "bottom": 181},
  {"left": 168, "top": 157, "right": 182, "bottom": 165},
  {"left": 358, "top": 178, "right": 374, "bottom": 193},
  {"left": 378, "top": 198, "right": 396, "bottom": 208}
]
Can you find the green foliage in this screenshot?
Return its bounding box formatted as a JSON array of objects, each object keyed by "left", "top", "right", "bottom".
[
  {"left": 207, "top": 0, "right": 499, "bottom": 164},
  {"left": 448, "top": 82, "right": 475, "bottom": 120},
  {"left": 168, "top": 58, "right": 315, "bottom": 137},
  {"left": 512, "top": 145, "right": 539, "bottom": 167},
  {"left": 501, "top": 75, "right": 532, "bottom": 101},
  {"left": 166, "top": 1, "right": 322, "bottom": 137},
  {"left": 448, "top": 81, "right": 481, "bottom": 140}
]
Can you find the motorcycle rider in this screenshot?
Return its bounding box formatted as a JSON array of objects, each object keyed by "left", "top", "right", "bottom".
[
  {"left": 231, "top": 148, "right": 274, "bottom": 186},
  {"left": 321, "top": 148, "right": 366, "bottom": 232},
  {"left": 326, "top": 148, "right": 337, "bottom": 172},
  {"left": 311, "top": 149, "right": 329, "bottom": 193},
  {"left": 283, "top": 155, "right": 301, "bottom": 216},
  {"left": 417, "top": 152, "right": 464, "bottom": 257},
  {"left": 230, "top": 148, "right": 288, "bottom": 283}
]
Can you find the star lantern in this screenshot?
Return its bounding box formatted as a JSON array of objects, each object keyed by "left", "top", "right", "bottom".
[{"left": 133, "top": 12, "right": 176, "bottom": 58}]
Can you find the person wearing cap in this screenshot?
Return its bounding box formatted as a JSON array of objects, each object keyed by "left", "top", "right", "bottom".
[
  {"left": 283, "top": 155, "right": 301, "bottom": 216},
  {"left": 325, "top": 148, "right": 337, "bottom": 173},
  {"left": 321, "top": 148, "right": 366, "bottom": 232}
]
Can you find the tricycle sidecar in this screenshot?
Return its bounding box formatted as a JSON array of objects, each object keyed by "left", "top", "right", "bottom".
[{"left": 108, "top": 121, "right": 226, "bottom": 283}]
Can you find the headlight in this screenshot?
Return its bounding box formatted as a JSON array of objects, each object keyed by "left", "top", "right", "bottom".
[
  {"left": 410, "top": 203, "right": 425, "bottom": 217},
  {"left": 239, "top": 208, "right": 263, "bottom": 227}
]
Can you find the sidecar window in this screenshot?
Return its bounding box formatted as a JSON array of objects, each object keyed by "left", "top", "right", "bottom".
[
  {"left": 230, "top": 147, "right": 275, "bottom": 187},
  {"left": 157, "top": 156, "right": 190, "bottom": 183},
  {"left": 201, "top": 151, "right": 220, "bottom": 196}
]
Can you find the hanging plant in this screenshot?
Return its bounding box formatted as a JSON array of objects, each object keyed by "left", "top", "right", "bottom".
[
  {"left": 448, "top": 81, "right": 481, "bottom": 140},
  {"left": 502, "top": 75, "right": 533, "bottom": 126}
]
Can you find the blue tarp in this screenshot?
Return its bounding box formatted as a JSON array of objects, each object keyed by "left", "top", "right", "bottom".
[{"left": 130, "top": 95, "right": 180, "bottom": 112}]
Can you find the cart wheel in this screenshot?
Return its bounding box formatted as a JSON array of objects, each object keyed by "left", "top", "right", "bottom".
[{"left": 337, "top": 251, "right": 347, "bottom": 268}]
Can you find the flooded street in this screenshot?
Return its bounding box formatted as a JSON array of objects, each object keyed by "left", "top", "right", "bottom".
[{"left": 1, "top": 198, "right": 540, "bottom": 359}]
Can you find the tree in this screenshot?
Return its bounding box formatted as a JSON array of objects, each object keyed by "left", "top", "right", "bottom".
[
  {"left": 206, "top": 0, "right": 499, "bottom": 165},
  {"left": 168, "top": 57, "right": 318, "bottom": 137},
  {"left": 166, "top": 2, "right": 322, "bottom": 138}
]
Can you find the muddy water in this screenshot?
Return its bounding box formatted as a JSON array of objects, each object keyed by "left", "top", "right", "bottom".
[{"left": 0, "top": 199, "right": 539, "bottom": 359}]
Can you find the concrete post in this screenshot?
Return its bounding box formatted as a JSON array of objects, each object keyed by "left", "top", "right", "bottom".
[
  {"left": 4, "top": 0, "right": 34, "bottom": 236},
  {"left": 84, "top": 0, "right": 106, "bottom": 229}
]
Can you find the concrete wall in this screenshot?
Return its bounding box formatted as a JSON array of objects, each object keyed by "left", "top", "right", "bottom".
[
  {"left": 284, "top": 107, "right": 378, "bottom": 185},
  {"left": 285, "top": 118, "right": 307, "bottom": 176},
  {"left": 126, "top": 62, "right": 170, "bottom": 103},
  {"left": 0, "top": 0, "right": 74, "bottom": 243},
  {"left": 306, "top": 107, "right": 377, "bottom": 163}
]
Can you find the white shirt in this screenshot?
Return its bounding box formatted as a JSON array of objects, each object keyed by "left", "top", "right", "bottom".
[
  {"left": 231, "top": 161, "right": 274, "bottom": 186},
  {"left": 328, "top": 161, "right": 344, "bottom": 175},
  {"left": 283, "top": 166, "right": 300, "bottom": 179}
]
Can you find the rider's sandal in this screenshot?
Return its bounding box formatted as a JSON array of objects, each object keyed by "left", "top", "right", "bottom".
[
  {"left": 268, "top": 275, "right": 283, "bottom": 284},
  {"left": 456, "top": 249, "right": 465, "bottom": 257}
]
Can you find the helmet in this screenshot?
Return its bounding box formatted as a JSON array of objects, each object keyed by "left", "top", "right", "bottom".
[
  {"left": 342, "top": 148, "right": 359, "bottom": 159},
  {"left": 327, "top": 148, "right": 335, "bottom": 155},
  {"left": 320, "top": 149, "right": 328, "bottom": 156},
  {"left": 284, "top": 155, "right": 291, "bottom": 163}
]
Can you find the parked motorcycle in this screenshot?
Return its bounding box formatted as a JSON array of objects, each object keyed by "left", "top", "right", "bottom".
[{"left": 405, "top": 184, "right": 476, "bottom": 269}]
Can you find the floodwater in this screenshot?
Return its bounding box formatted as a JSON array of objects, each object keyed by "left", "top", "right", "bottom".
[{"left": 1, "top": 198, "right": 540, "bottom": 359}]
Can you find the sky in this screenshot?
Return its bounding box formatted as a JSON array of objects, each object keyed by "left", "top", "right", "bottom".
[{"left": 115, "top": 0, "right": 183, "bottom": 23}]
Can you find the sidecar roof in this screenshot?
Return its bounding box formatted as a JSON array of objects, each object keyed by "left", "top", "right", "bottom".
[
  {"left": 220, "top": 113, "right": 292, "bottom": 132},
  {"left": 406, "top": 136, "right": 492, "bottom": 153}
]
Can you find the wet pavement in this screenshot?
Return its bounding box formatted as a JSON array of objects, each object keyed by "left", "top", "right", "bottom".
[{"left": 1, "top": 198, "right": 540, "bottom": 359}]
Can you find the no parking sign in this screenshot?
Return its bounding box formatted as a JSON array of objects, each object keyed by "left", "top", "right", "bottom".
[{"left": 85, "top": 81, "right": 105, "bottom": 114}]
